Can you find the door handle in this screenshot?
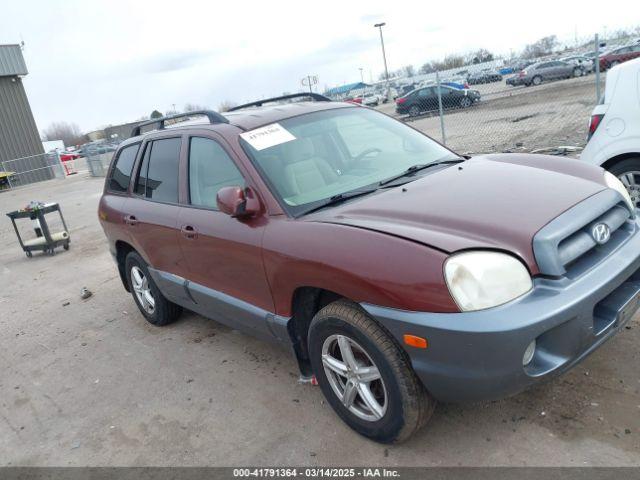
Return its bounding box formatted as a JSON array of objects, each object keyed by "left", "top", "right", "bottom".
[
  {"left": 181, "top": 225, "right": 198, "bottom": 239},
  {"left": 124, "top": 214, "right": 138, "bottom": 226}
]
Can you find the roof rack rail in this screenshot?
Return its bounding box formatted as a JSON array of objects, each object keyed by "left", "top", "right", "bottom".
[
  {"left": 131, "top": 110, "right": 229, "bottom": 137},
  {"left": 227, "top": 93, "right": 331, "bottom": 112}
]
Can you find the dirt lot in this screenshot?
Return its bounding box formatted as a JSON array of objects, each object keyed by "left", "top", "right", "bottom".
[
  {"left": 377, "top": 74, "right": 603, "bottom": 154},
  {"left": 1, "top": 171, "right": 639, "bottom": 467}
]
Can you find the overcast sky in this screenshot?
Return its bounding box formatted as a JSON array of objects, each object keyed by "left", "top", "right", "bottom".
[{"left": 1, "top": 0, "right": 637, "bottom": 134}]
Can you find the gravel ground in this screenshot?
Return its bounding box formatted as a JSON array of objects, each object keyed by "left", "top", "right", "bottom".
[
  {"left": 376, "top": 74, "right": 603, "bottom": 154},
  {"left": 1, "top": 171, "right": 639, "bottom": 467}
]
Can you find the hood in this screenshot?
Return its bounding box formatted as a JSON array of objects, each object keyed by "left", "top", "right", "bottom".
[{"left": 307, "top": 154, "right": 607, "bottom": 274}]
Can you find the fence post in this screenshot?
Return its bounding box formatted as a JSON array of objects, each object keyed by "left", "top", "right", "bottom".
[
  {"left": 435, "top": 71, "right": 446, "bottom": 145},
  {"left": 594, "top": 33, "right": 601, "bottom": 103},
  {"left": 54, "top": 151, "right": 65, "bottom": 179}
]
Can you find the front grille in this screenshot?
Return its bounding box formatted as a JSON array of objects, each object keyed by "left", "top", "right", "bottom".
[{"left": 533, "top": 189, "right": 635, "bottom": 277}]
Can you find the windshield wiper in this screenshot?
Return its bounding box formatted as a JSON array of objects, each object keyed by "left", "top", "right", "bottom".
[
  {"left": 378, "top": 158, "right": 465, "bottom": 186},
  {"left": 300, "top": 187, "right": 380, "bottom": 216}
]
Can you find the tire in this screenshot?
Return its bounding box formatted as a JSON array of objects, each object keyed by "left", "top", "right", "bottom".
[
  {"left": 124, "top": 251, "right": 182, "bottom": 326},
  {"left": 607, "top": 158, "right": 640, "bottom": 208},
  {"left": 573, "top": 67, "right": 582, "bottom": 77},
  {"left": 532, "top": 75, "right": 542, "bottom": 86},
  {"left": 460, "top": 96, "right": 472, "bottom": 108},
  {"left": 408, "top": 105, "right": 420, "bottom": 117},
  {"left": 308, "top": 300, "right": 435, "bottom": 444}
]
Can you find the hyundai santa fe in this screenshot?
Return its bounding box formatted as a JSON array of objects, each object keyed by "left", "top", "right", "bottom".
[{"left": 99, "top": 94, "right": 640, "bottom": 443}]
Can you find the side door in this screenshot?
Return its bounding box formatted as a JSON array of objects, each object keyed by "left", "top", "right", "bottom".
[
  {"left": 124, "top": 135, "right": 189, "bottom": 283},
  {"left": 535, "top": 62, "right": 550, "bottom": 80},
  {"left": 416, "top": 87, "right": 437, "bottom": 112},
  {"left": 439, "top": 86, "right": 458, "bottom": 108},
  {"left": 177, "top": 133, "right": 275, "bottom": 339}
]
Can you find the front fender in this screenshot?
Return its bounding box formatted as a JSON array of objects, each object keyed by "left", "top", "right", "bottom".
[{"left": 262, "top": 219, "right": 458, "bottom": 317}]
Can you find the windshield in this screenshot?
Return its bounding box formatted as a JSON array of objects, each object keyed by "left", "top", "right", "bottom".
[{"left": 240, "top": 107, "right": 454, "bottom": 215}]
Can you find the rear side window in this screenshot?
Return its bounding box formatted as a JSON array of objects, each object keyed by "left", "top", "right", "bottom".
[
  {"left": 135, "top": 137, "right": 181, "bottom": 203},
  {"left": 188, "top": 137, "right": 245, "bottom": 209},
  {"left": 108, "top": 144, "right": 139, "bottom": 192}
]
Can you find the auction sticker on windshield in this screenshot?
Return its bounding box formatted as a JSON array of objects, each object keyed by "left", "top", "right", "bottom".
[{"left": 240, "top": 123, "right": 296, "bottom": 151}]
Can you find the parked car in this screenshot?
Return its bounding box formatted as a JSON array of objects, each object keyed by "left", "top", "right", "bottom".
[
  {"left": 395, "top": 85, "right": 480, "bottom": 116},
  {"left": 506, "top": 60, "right": 582, "bottom": 86},
  {"left": 599, "top": 44, "right": 640, "bottom": 71},
  {"left": 397, "top": 84, "right": 419, "bottom": 97},
  {"left": 561, "top": 55, "right": 594, "bottom": 74},
  {"left": 467, "top": 69, "right": 502, "bottom": 84},
  {"left": 361, "top": 92, "right": 382, "bottom": 106},
  {"left": 581, "top": 58, "right": 640, "bottom": 207},
  {"left": 99, "top": 95, "right": 640, "bottom": 444}
]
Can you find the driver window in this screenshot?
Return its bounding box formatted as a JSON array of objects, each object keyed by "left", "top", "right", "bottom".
[{"left": 188, "top": 137, "right": 245, "bottom": 209}]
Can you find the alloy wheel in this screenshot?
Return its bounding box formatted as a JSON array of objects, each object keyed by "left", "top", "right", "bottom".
[
  {"left": 131, "top": 266, "right": 155, "bottom": 314},
  {"left": 321, "top": 334, "right": 388, "bottom": 422},
  {"left": 618, "top": 171, "right": 640, "bottom": 207}
]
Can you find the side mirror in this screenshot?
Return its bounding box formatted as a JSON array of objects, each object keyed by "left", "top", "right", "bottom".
[{"left": 216, "top": 186, "right": 261, "bottom": 218}]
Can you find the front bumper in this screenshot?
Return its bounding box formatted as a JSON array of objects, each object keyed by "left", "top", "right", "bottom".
[{"left": 363, "top": 218, "right": 640, "bottom": 403}]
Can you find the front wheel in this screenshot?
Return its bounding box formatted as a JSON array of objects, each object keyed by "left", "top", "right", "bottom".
[
  {"left": 460, "top": 96, "right": 472, "bottom": 108},
  {"left": 573, "top": 67, "right": 582, "bottom": 77},
  {"left": 125, "top": 251, "right": 182, "bottom": 326},
  {"left": 309, "top": 300, "right": 435, "bottom": 443},
  {"left": 608, "top": 158, "right": 640, "bottom": 208}
]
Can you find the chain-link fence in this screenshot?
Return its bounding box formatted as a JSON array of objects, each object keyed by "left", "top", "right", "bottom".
[
  {"left": 85, "top": 151, "right": 114, "bottom": 177},
  {"left": 0, "top": 152, "right": 65, "bottom": 190},
  {"left": 334, "top": 32, "right": 640, "bottom": 156}
]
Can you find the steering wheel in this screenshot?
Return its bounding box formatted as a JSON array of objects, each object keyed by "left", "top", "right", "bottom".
[{"left": 352, "top": 147, "right": 382, "bottom": 165}]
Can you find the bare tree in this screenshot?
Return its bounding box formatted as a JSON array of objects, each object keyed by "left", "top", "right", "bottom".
[
  {"left": 419, "top": 62, "right": 435, "bottom": 74},
  {"left": 466, "top": 48, "right": 495, "bottom": 64},
  {"left": 431, "top": 54, "right": 465, "bottom": 72},
  {"left": 402, "top": 65, "right": 416, "bottom": 78},
  {"left": 41, "top": 121, "right": 87, "bottom": 147},
  {"left": 218, "top": 100, "right": 238, "bottom": 112},
  {"left": 522, "top": 35, "right": 558, "bottom": 59},
  {"left": 184, "top": 103, "right": 209, "bottom": 112}
]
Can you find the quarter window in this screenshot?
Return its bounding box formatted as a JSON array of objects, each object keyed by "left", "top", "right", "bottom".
[
  {"left": 108, "top": 144, "right": 139, "bottom": 192},
  {"left": 188, "top": 137, "right": 245, "bottom": 209},
  {"left": 135, "top": 137, "right": 181, "bottom": 203}
]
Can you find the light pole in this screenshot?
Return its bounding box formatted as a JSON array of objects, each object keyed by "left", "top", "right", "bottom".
[
  {"left": 359, "top": 67, "right": 365, "bottom": 102},
  {"left": 374, "top": 22, "right": 392, "bottom": 102}
]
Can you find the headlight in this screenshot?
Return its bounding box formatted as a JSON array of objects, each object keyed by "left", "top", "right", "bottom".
[
  {"left": 604, "top": 171, "right": 635, "bottom": 211},
  {"left": 444, "top": 251, "right": 533, "bottom": 312}
]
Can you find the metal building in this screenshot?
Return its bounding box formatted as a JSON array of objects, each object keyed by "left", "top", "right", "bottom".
[{"left": 0, "top": 44, "right": 52, "bottom": 185}]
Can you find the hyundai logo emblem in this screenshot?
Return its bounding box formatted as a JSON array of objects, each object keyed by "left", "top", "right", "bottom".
[{"left": 592, "top": 223, "right": 611, "bottom": 245}]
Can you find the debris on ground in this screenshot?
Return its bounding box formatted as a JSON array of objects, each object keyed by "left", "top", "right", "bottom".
[{"left": 80, "top": 287, "right": 92, "bottom": 300}]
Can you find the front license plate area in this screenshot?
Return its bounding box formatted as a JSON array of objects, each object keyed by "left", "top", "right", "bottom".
[{"left": 593, "top": 281, "right": 640, "bottom": 335}]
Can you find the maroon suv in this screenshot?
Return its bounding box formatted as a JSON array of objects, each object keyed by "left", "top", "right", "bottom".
[{"left": 99, "top": 94, "right": 640, "bottom": 443}]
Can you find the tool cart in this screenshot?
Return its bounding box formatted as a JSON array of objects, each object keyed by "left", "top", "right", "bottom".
[{"left": 6, "top": 202, "right": 70, "bottom": 257}]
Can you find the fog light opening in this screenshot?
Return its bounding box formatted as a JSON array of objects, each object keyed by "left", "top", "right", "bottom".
[{"left": 523, "top": 340, "right": 536, "bottom": 366}]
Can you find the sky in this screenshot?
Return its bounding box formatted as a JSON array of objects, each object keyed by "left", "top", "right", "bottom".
[{"left": 1, "top": 0, "right": 638, "bottom": 134}]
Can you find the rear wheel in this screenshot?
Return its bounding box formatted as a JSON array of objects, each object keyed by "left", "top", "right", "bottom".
[
  {"left": 309, "top": 300, "right": 435, "bottom": 443},
  {"left": 460, "top": 96, "right": 472, "bottom": 108},
  {"left": 610, "top": 60, "right": 620, "bottom": 69},
  {"left": 125, "top": 251, "right": 182, "bottom": 326},
  {"left": 608, "top": 158, "right": 640, "bottom": 208},
  {"left": 408, "top": 105, "right": 420, "bottom": 117},
  {"left": 532, "top": 75, "right": 542, "bottom": 86}
]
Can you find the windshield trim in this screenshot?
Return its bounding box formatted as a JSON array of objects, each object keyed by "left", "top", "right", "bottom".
[{"left": 238, "top": 107, "right": 460, "bottom": 218}]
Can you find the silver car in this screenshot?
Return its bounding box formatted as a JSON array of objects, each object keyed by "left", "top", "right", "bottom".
[
  {"left": 520, "top": 60, "right": 583, "bottom": 86},
  {"left": 561, "top": 55, "right": 594, "bottom": 75}
]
